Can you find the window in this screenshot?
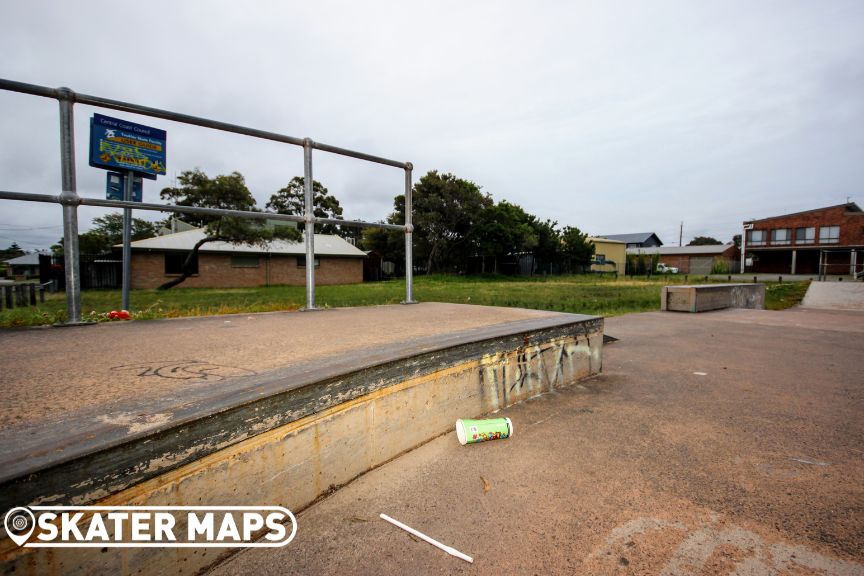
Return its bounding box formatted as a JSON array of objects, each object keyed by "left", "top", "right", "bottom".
[
  {"left": 795, "top": 227, "right": 815, "bottom": 244},
  {"left": 296, "top": 256, "right": 320, "bottom": 268},
  {"left": 165, "top": 253, "right": 198, "bottom": 275},
  {"left": 595, "top": 254, "right": 606, "bottom": 265},
  {"left": 819, "top": 225, "right": 840, "bottom": 244},
  {"left": 231, "top": 255, "right": 260, "bottom": 268},
  {"left": 747, "top": 229, "right": 766, "bottom": 246},
  {"left": 770, "top": 228, "right": 790, "bottom": 245}
]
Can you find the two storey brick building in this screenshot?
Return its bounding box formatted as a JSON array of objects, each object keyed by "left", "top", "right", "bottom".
[{"left": 742, "top": 203, "right": 864, "bottom": 276}]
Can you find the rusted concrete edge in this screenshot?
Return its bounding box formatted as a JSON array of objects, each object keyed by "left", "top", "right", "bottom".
[{"left": 0, "top": 315, "right": 602, "bottom": 511}]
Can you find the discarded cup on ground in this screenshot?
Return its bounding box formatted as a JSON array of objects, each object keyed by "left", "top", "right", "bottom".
[{"left": 455, "top": 417, "right": 513, "bottom": 445}]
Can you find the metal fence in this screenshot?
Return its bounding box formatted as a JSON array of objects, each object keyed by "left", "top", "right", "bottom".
[{"left": 0, "top": 78, "right": 415, "bottom": 324}]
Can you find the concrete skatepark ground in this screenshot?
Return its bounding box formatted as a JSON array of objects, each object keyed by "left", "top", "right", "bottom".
[
  {"left": 211, "top": 307, "right": 864, "bottom": 575},
  {"left": 0, "top": 297, "right": 861, "bottom": 575}
]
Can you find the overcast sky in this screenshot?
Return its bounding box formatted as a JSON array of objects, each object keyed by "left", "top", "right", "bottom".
[{"left": 1, "top": 0, "right": 862, "bottom": 251}]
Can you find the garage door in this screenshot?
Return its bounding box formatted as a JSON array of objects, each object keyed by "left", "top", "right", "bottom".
[{"left": 689, "top": 256, "right": 714, "bottom": 274}]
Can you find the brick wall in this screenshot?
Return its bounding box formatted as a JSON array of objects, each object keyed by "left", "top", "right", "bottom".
[
  {"left": 655, "top": 246, "right": 738, "bottom": 274},
  {"left": 748, "top": 205, "right": 864, "bottom": 248},
  {"left": 131, "top": 252, "right": 363, "bottom": 289}
]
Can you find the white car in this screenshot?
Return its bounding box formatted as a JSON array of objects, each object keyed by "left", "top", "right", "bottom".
[{"left": 656, "top": 263, "right": 679, "bottom": 274}]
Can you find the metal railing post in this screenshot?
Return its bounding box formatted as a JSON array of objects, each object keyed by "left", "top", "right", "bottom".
[
  {"left": 57, "top": 87, "right": 84, "bottom": 325},
  {"left": 403, "top": 162, "right": 416, "bottom": 304},
  {"left": 121, "top": 170, "right": 134, "bottom": 310},
  {"left": 303, "top": 138, "right": 316, "bottom": 310}
]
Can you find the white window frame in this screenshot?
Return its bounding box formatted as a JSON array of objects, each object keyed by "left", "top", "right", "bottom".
[
  {"left": 795, "top": 227, "right": 815, "bottom": 245},
  {"left": 770, "top": 228, "right": 790, "bottom": 245},
  {"left": 819, "top": 225, "right": 840, "bottom": 244},
  {"left": 747, "top": 229, "right": 766, "bottom": 246}
]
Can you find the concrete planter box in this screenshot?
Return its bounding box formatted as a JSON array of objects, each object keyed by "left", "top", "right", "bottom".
[{"left": 661, "top": 283, "right": 765, "bottom": 312}]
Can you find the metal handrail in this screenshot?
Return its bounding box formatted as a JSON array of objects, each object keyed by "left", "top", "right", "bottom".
[
  {"left": 0, "top": 190, "right": 406, "bottom": 231},
  {"left": 0, "top": 79, "right": 416, "bottom": 323}
]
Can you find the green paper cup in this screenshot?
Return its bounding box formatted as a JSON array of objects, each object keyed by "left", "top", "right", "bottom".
[{"left": 455, "top": 417, "right": 513, "bottom": 445}]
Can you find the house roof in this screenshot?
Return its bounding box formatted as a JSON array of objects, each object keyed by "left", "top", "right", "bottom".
[
  {"left": 588, "top": 237, "right": 626, "bottom": 245},
  {"left": 598, "top": 232, "right": 663, "bottom": 245},
  {"left": 4, "top": 252, "right": 43, "bottom": 265},
  {"left": 126, "top": 228, "right": 367, "bottom": 258},
  {"left": 626, "top": 243, "right": 736, "bottom": 256},
  {"left": 746, "top": 202, "right": 862, "bottom": 224}
]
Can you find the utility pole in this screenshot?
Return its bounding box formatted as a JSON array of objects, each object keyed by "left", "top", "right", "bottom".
[{"left": 679, "top": 222, "right": 683, "bottom": 247}]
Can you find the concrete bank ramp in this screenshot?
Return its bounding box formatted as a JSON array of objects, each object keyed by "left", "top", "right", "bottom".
[
  {"left": 0, "top": 303, "right": 603, "bottom": 576},
  {"left": 801, "top": 281, "right": 864, "bottom": 310}
]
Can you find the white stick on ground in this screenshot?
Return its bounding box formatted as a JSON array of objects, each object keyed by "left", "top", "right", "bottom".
[{"left": 379, "top": 513, "right": 474, "bottom": 563}]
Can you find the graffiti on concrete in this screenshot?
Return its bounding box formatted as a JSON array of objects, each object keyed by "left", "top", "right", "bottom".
[
  {"left": 480, "top": 333, "right": 596, "bottom": 409},
  {"left": 112, "top": 360, "right": 256, "bottom": 382}
]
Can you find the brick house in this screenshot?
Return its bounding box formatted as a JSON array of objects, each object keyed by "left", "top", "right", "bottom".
[
  {"left": 126, "top": 228, "right": 366, "bottom": 289},
  {"left": 627, "top": 243, "right": 739, "bottom": 275},
  {"left": 742, "top": 203, "right": 864, "bottom": 276}
]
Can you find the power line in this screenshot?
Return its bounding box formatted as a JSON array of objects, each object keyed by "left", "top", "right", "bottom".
[{"left": 0, "top": 224, "right": 63, "bottom": 230}]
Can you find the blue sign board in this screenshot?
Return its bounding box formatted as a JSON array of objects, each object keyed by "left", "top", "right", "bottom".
[
  {"left": 106, "top": 172, "right": 143, "bottom": 202},
  {"left": 89, "top": 113, "right": 166, "bottom": 180}
]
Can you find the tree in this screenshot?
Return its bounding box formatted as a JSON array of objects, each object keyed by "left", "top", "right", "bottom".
[
  {"left": 732, "top": 234, "right": 741, "bottom": 248},
  {"left": 158, "top": 169, "right": 301, "bottom": 289},
  {"left": 52, "top": 213, "right": 159, "bottom": 255},
  {"left": 0, "top": 243, "right": 25, "bottom": 261},
  {"left": 526, "top": 217, "right": 562, "bottom": 275},
  {"left": 266, "top": 177, "right": 346, "bottom": 236},
  {"left": 561, "top": 226, "right": 595, "bottom": 272},
  {"left": 474, "top": 201, "right": 538, "bottom": 273},
  {"left": 393, "top": 171, "right": 492, "bottom": 273},
  {"left": 688, "top": 236, "right": 722, "bottom": 246}
]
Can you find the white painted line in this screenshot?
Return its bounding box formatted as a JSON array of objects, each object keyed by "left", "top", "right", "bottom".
[{"left": 379, "top": 513, "right": 473, "bottom": 563}]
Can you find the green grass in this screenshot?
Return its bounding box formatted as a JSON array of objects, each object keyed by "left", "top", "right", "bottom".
[
  {"left": 0, "top": 275, "right": 810, "bottom": 328},
  {"left": 764, "top": 280, "right": 811, "bottom": 311}
]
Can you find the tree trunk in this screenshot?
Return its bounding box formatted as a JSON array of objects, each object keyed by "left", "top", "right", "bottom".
[
  {"left": 158, "top": 237, "right": 220, "bottom": 290},
  {"left": 425, "top": 239, "right": 440, "bottom": 275}
]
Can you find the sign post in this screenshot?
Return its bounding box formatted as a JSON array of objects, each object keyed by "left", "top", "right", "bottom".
[
  {"left": 89, "top": 114, "right": 166, "bottom": 311},
  {"left": 122, "top": 170, "right": 134, "bottom": 310}
]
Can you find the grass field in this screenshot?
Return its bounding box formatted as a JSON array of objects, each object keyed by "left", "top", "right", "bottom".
[{"left": 0, "top": 275, "right": 810, "bottom": 328}]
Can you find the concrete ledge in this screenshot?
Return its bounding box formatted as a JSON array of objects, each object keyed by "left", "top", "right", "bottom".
[
  {"left": 661, "top": 283, "right": 765, "bottom": 312},
  {"left": 0, "top": 310, "right": 602, "bottom": 575}
]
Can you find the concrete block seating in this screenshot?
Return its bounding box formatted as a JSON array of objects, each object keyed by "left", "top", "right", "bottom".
[{"left": 661, "top": 283, "right": 765, "bottom": 313}]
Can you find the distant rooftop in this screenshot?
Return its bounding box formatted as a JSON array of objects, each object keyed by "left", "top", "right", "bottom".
[
  {"left": 3, "top": 252, "right": 46, "bottom": 266},
  {"left": 125, "top": 228, "right": 366, "bottom": 258},
  {"left": 597, "top": 232, "right": 663, "bottom": 246},
  {"left": 746, "top": 202, "right": 862, "bottom": 223},
  {"left": 588, "top": 237, "right": 626, "bottom": 244}
]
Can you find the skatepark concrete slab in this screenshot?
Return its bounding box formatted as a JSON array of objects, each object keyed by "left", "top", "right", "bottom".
[
  {"left": 0, "top": 303, "right": 563, "bottom": 433},
  {"left": 0, "top": 303, "right": 600, "bottom": 510},
  {"left": 211, "top": 308, "right": 864, "bottom": 576}
]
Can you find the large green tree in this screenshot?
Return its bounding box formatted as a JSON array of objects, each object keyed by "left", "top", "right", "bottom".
[
  {"left": 527, "top": 217, "right": 563, "bottom": 275},
  {"left": 391, "top": 171, "right": 492, "bottom": 273},
  {"left": 474, "top": 201, "right": 538, "bottom": 273},
  {"left": 266, "top": 176, "right": 346, "bottom": 236},
  {"left": 159, "top": 169, "right": 300, "bottom": 289},
  {"left": 561, "top": 226, "right": 595, "bottom": 272}
]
